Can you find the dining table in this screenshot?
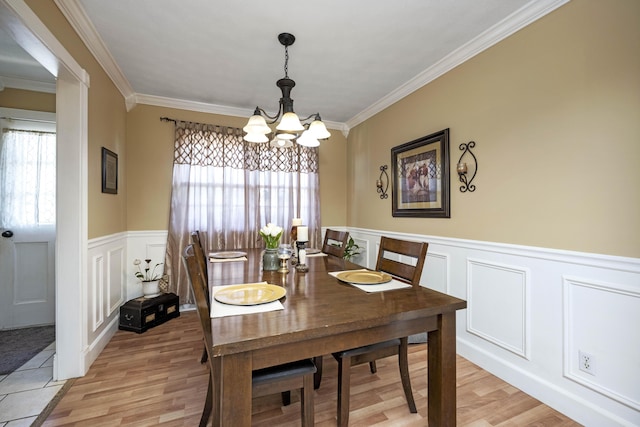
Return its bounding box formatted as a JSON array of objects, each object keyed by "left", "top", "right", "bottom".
[{"left": 207, "top": 248, "right": 467, "bottom": 426}]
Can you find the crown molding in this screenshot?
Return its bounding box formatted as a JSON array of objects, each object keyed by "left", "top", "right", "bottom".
[
  {"left": 0, "top": 75, "right": 56, "bottom": 93},
  {"left": 134, "top": 93, "right": 255, "bottom": 118},
  {"left": 55, "top": 0, "right": 133, "bottom": 99},
  {"left": 345, "top": 0, "right": 570, "bottom": 130}
]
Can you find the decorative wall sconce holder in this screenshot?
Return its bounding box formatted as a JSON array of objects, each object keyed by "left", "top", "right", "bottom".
[
  {"left": 457, "top": 141, "right": 477, "bottom": 192},
  {"left": 376, "top": 165, "right": 389, "bottom": 199}
]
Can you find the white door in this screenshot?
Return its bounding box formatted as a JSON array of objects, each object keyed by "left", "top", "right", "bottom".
[
  {"left": 0, "top": 226, "right": 55, "bottom": 328},
  {"left": 0, "top": 111, "right": 56, "bottom": 329}
]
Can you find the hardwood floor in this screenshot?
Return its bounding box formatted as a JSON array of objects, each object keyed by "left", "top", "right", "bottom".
[{"left": 41, "top": 311, "right": 580, "bottom": 426}]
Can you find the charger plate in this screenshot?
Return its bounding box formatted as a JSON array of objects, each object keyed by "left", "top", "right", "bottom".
[
  {"left": 336, "top": 270, "right": 392, "bottom": 285},
  {"left": 214, "top": 283, "right": 286, "bottom": 305},
  {"left": 209, "top": 251, "right": 247, "bottom": 259}
]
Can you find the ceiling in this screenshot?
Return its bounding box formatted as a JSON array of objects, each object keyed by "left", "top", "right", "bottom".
[{"left": 1, "top": 0, "right": 568, "bottom": 131}]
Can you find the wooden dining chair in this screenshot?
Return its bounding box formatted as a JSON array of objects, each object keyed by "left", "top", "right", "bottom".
[
  {"left": 332, "top": 236, "right": 428, "bottom": 427},
  {"left": 321, "top": 229, "right": 350, "bottom": 258},
  {"left": 183, "top": 245, "right": 317, "bottom": 427},
  {"left": 190, "top": 231, "right": 210, "bottom": 364}
]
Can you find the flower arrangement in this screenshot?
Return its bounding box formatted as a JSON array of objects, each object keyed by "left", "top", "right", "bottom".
[
  {"left": 134, "top": 258, "right": 163, "bottom": 282},
  {"left": 259, "top": 223, "right": 283, "bottom": 249}
]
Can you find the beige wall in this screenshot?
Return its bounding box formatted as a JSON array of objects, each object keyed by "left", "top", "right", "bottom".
[
  {"left": 0, "top": 88, "right": 55, "bottom": 112},
  {"left": 26, "top": 0, "right": 127, "bottom": 239},
  {"left": 125, "top": 104, "right": 348, "bottom": 230},
  {"left": 347, "top": 0, "right": 640, "bottom": 258}
]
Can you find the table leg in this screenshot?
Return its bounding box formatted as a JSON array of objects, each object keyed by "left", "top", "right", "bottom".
[
  {"left": 217, "top": 352, "right": 252, "bottom": 426},
  {"left": 427, "top": 311, "right": 457, "bottom": 426}
]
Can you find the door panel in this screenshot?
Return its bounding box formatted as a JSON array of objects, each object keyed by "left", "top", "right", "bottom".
[{"left": 0, "top": 226, "right": 55, "bottom": 329}]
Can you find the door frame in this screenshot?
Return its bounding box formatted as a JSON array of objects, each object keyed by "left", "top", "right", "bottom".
[{"left": 1, "top": 0, "right": 89, "bottom": 380}]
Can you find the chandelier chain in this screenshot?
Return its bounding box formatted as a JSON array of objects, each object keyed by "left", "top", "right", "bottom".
[{"left": 284, "top": 45, "right": 289, "bottom": 78}]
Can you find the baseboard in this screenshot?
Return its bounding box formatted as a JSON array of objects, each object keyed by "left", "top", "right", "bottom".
[{"left": 457, "top": 338, "right": 636, "bottom": 427}]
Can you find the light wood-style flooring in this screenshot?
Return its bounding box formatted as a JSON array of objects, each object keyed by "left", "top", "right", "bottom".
[{"left": 41, "top": 311, "right": 581, "bottom": 426}]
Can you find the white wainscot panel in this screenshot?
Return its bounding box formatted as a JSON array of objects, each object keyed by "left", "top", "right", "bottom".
[
  {"left": 563, "top": 276, "right": 640, "bottom": 410},
  {"left": 467, "top": 258, "right": 530, "bottom": 359},
  {"left": 107, "top": 246, "right": 124, "bottom": 316},
  {"left": 423, "top": 251, "right": 449, "bottom": 293},
  {"left": 91, "top": 254, "right": 104, "bottom": 331}
]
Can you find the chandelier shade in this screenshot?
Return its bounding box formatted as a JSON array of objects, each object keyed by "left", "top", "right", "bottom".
[{"left": 243, "top": 33, "right": 330, "bottom": 146}]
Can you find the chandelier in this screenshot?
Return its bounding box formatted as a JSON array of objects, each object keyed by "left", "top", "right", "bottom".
[{"left": 243, "top": 33, "right": 331, "bottom": 148}]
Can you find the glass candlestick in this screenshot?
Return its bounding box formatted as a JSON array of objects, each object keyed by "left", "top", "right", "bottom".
[{"left": 277, "top": 244, "right": 292, "bottom": 273}]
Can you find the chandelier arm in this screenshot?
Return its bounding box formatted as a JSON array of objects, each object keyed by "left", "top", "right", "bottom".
[
  {"left": 297, "top": 113, "right": 321, "bottom": 124},
  {"left": 254, "top": 106, "right": 283, "bottom": 124}
]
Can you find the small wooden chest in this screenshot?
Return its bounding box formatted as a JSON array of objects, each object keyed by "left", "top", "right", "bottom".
[{"left": 119, "top": 293, "right": 180, "bottom": 333}]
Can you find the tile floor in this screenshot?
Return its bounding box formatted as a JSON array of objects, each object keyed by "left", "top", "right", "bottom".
[{"left": 0, "top": 342, "right": 65, "bottom": 426}]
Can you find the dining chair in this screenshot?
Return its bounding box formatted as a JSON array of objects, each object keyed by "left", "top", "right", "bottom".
[
  {"left": 332, "top": 236, "right": 428, "bottom": 427},
  {"left": 190, "top": 231, "right": 210, "bottom": 364},
  {"left": 313, "top": 228, "right": 350, "bottom": 390},
  {"left": 321, "top": 229, "right": 350, "bottom": 258},
  {"left": 183, "top": 244, "right": 316, "bottom": 427}
]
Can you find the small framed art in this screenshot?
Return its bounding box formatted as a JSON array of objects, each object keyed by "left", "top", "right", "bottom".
[{"left": 101, "top": 147, "right": 118, "bottom": 194}]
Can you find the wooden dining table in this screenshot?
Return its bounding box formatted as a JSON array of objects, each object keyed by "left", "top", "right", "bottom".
[{"left": 207, "top": 248, "right": 467, "bottom": 426}]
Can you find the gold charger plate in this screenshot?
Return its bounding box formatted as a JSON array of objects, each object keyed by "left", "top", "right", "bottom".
[
  {"left": 209, "top": 251, "right": 247, "bottom": 259},
  {"left": 214, "top": 283, "right": 286, "bottom": 305},
  {"left": 336, "top": 270, "right": 392, "bottom": 285}
]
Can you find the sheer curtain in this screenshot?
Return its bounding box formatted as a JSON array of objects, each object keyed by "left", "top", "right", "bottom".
[
  {"left": 0, "top": 129, "right": 56, "bottom": 228},
  {"left": 164, "top": 120, "right": 321, "bottom": 303}
]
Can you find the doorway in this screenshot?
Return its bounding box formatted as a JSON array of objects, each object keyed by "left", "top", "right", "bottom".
[
  {"left": 1, "top": 0, "right": 89, "bottom": 380},
  {"left": 0, "top": 110, "right": 56, "bottom": 330}
]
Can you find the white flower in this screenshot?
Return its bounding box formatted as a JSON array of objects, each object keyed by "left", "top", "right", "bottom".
[{"left": 259, "top": 223, "right": 283, "bottom": 249}]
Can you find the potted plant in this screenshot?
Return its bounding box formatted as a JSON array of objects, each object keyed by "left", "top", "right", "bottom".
[
  {"left": 134, "top": 258, "right": 163, "bottom": 297},
  {"left": 342, "top": 237, "right": 362, "bottom": 261}
]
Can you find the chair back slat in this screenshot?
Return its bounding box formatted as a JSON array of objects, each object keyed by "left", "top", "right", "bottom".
[
  {"left": 322, "top": 229, "right": 350, "bottom": 258},
  {"left": 191, "top": 231, "right": 208, "bottom": 282},
  {"left": 375, "top": 237, "right": 428, "bottom": 285},
  {"left": 183, "top": 245, "right": 213, "bottom": 353}
]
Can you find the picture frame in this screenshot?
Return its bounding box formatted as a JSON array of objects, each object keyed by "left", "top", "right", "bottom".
[
  {"left": 101, "top": 147, "right": 118, "bottom": 194},
  {"left": 391, "top": 128, "right": 450, "bottom": 218}
]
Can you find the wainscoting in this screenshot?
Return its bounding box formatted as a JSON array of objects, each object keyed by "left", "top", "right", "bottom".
[
  {"left": 346, "top": 227, "right": 640, "bottom": 427},
  {"left": 85, "top": 228, "right": 639, "bottom": 426},
  {"left": 84, "top": 230, "right": 167, "bottom": 371}
]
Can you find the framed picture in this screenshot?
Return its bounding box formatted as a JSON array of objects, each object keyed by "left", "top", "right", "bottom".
[
  {"left": 392, "top": 128, "right": 450, "bottom": 218},
  {"left": 101, "top": 147, "right": 118, "bottom": 194}
]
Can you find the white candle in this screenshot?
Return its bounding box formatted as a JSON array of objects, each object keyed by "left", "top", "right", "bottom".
[
  {"left": 297, "top": 226, "right": 308, "bottom": 242},
  {"left": 298, "top": 249, "right": 306, "bottom": 265},
  {"left": 292, "top": 218, "right": 302, "bottom": 226}
]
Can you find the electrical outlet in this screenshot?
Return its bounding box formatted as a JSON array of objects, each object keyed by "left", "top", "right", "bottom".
[{"left": 579, "top": 350, "right": 595, "bottom": 375}]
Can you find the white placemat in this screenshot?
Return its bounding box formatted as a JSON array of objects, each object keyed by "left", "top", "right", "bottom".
[
  {"left": 329, "top": 270, "right": 412, "bottom": 293},
  {"left": 305, "top": 252, "right": 327, "bottom": 258},
  {"left": 210, "top": 282, "right": 284, "bottom": 318},
  {"left": 209, "top": 256, "right": 248, "bottom": 263}
]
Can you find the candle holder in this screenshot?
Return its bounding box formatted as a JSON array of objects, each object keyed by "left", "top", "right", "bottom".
[
  {"left": 277, "top": 244, "right": 292, "bottom": 273},
  {"left": 457, "top": 141, "right": 477, "bottom": 192},
  {"left": 295, "top": 240, "right": 307, "bottom": 261},
  {"left": 295, "top": 248, "right": 309, "bottom": 272},
  {"left": 376, "top": 165, "right": 389, "bottom": 199}
]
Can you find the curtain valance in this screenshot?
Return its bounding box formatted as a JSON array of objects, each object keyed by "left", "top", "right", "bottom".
[{"left": 173, "top": 120, "right": 318, "bottom": 173}]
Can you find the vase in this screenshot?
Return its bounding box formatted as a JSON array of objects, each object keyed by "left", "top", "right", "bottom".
[
  {"left": 262, "top": 248, "right": 279, "bottom": 271},
  {"left": 142, "top": 280, "right": 161, "bottom": 298}
]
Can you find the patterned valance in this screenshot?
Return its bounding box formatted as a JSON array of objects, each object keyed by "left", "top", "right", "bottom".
[{"left": 172, "top": 120, "right": 318, "bottom": 173}]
